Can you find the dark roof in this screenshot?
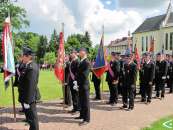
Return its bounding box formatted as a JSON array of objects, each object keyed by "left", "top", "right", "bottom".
[{"left": 133, "top": 12, "right": 173, "bottom": 34}]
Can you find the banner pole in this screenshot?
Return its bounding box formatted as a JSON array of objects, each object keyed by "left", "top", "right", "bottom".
[
  {"left": 62, "top": 22, "right": 66, "bottom": 109},
  {"left": 11, "top": 77, "right": 16, "bottom": 122}
]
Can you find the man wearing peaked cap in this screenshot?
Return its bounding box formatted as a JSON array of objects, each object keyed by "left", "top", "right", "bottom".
[
  {"left": 155, "top": 51, "right": 168, "bottom": 99},
  {"left": 75, "top": 48, "right": 90, "bottom": 125},
  {"left": 19, "top": 46, "right": 40, "bottom": 130},
  {"left": 106, "top": 51, "right": 120, "bottom": 106},
  {"left": 68, "top": 49, "right": 80, "bottom": 114},
  {"left": 142, "top": 52, "right": 155, "bottom": 104}
]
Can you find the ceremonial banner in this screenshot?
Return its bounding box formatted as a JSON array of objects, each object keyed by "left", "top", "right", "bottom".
[
  {"left": 134, "top": 44, "right": 140, "bottom": 70},
  {"left": 149, "top": 38, "right": 154, "bottom": 53},
  {"left": 54, "top": 32, "right": 65, "bottom": 83},
  {"left": 2, "top": 17, "right": 15, "bottom": 88},
  {"left": 92, "top": 35, "right": 106, "bottom": 78}
]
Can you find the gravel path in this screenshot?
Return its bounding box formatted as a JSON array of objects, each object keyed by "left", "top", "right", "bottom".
[{"left": 0, "top": 91, "right": 173, "bottom": 130}]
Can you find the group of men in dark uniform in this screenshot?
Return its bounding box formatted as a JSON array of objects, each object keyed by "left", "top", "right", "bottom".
[
  {"left": 139, "top": 53, "right": 173, "bottom": 103},
  {"left": 64, "top": 48, "right": 91, "bottom": 125},
  {"left": 12, "top": 45, "right": 173, "bottom": 129},
  {"left": 91, "top": 51, "right": 173, "bottom": 111},
  {"left": 14, "top": 46, "right": 40, "bottom": 130}
]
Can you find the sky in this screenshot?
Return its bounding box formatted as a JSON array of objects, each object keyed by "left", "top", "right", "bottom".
[{"left": 15, "top": 0, "right": 172, "bottom": 45}]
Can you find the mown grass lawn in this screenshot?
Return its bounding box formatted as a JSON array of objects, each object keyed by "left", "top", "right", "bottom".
[
  {"left": 0, "top": 70, "right": 109, "bottom": 107},
  {"left": 142, "top": 116, "right": 173, "bottom": 130}
]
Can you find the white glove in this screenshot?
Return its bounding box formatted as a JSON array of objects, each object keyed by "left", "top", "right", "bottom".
[
  {"left": 162, "top": 76, "right": 166, "bottom": 79},
  {"left": 73, "top": 81, "right": 77, "bottom": 85},
  {"left": 73, "top": 81, "right": 79, "bottom": 91},
  {"left": 24, "top": 103, "right": 30, "bottom": 109}
]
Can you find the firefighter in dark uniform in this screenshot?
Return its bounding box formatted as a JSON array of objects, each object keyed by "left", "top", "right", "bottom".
[
  {"left": 142, "top": 52, "right": 155, "bottom": 103},
  {"left": 118, "top": 53, "right": 126, "bottom": 96},
  {"left": 64, "top": 55, "right": 72, "bottom": 107},
  {"left": 167, "top": 55, "right": 173, "bottom": 93},
  {"left": 91, "top": 71, "right": 101, "bottom": 100},
  {"left": 13, "top": 56, "right": 26, "bottom": 113},
  {"left": 19, "top": 47, "right": 40, "bottom": 130},
  {"left": 139, "top": 53, "right": 146, "bottom": 102},
  {"left": 106, "top": 52, "right": 120, "bottom": 106},
  {"left": 75, "top": 48, "right": 90, "bottom": 125},
  {"left": 68, "top": 50, "right": 80, "bottom": 113},
  {"left": 165, "top": 54, "right": 170, "bottom": 89},
  {"left": 122, "top": 53, "right": 137, "bottom": 110},
  {"left": 155, "top": 52, "right": 168, "bottom": 99}
]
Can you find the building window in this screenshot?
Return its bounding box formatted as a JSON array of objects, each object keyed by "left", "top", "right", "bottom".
[
  {"left": 170, "top": 32, "right": 173, "bottom": 50},
  {"left": 142, "top": 37, "right": 144, "bottom": 52},
  {"left": 146, "top": 36, "right": 148, "bottom": 51},
  {"left": 165, "top": 33, "right": 168, "bottom": 50}
]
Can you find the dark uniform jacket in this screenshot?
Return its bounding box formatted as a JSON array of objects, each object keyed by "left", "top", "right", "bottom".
[
  {"left": 167, "top": 61, "right": 173, "bottom": 80},
  {"left": 139, "top": 61, "right": 145, "bottom": 84},
  {"left": 19, "top": 61, "right": 39, "bottom": 104},
  {"left": 124, "top": 62, "right": 137, "bottom": 86},
  {"left": 65, "top": 61, "right": 70, "bottom": 84},
  {"left": 119, "top": 60, "right": 125, "bottom": 84},
  {"left": 155, "top": 60, "right": 168, "bottom": 83},
  {"left": 143, "top": 61, "right": 155, "bottom": 83},
  {"left": 77, "top": 58, "right": 90, "bottom": 90},
  {"left": 106, "top": 60, "right": 120, "bottom": 84},
  {"left": 69, "top": 58, "right": 80, "bottom": 83}
]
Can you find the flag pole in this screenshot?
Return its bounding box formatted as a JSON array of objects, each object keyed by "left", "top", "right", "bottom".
[
  {"left": 61, "top": 22, "right": 66, "bottom": 109},
  {"left": 11, "top": 77, "right": 16, "bottom": 122},
  {"left": 8, "top": 7, "right": 16, "bottom": 122},
  {"left": 101, "top": 25, "right": 104, "bottom": 100}
]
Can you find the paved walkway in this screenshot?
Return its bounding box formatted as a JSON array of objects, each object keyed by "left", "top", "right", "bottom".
[{"left": 0, "top": 91, "right": 173, "bottom": 130}]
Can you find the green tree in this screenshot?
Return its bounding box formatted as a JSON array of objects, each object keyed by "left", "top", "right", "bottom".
[
  {"left": 65, "top": 35, "right": 80, "bottom": 53},
  {"left": 37, "top": 35, "right": 48, "bottom": 63},
  {"left": 48, "top": 29, "right": 59, "bottom": 54},
  {"left": 0, "top": 2, "right": 29, "bottom": 61},
  {"left": 44, "top": 52, "right": 56, "bottom": 65}
]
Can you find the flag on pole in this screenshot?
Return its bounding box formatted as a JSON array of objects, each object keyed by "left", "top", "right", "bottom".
[
  {"left": 92, "top": 34, "right": 106, "bottom": 78},
  {"left": 149, "top": 38, "right": 154, "bottom": 53},
  {"left": 125, "top": 31, "right": 132, "bottom": 55},
  {"left": 134, "top": 44, "right": 140, "bottom": 70},
  {"left": 2, "top": 17, "right": 15, "bottom": 88},
  {"left": 54, "top": 32, "right": 65, "bottom": 83}
]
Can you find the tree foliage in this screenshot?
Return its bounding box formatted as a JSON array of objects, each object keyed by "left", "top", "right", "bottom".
[
  {"left": 44, "top": 52, "right": 56, "bottom": 65},
  {"left": 0, "top": 1, "right": 29, "bottom": 61}
]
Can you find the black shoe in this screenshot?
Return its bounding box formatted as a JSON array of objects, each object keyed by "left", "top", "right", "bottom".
[
  {"left": 110, "top": 103, "right": 116, "bottom": 106},
  {"left": 93, "top": 97, "right": 101, "bottom": 101},
  {"left": 68, "top": 109, "right": 77, "bottom": 113},
  {"left": 120, "top": 105, "right": 127, "bottom": 109},
  {"left": 127, "top": 107, "right": 134, "bottom": 111},
  {"left": 19, "top": 109, "right": 25, "bottom": 113},
  {"left": 106, "top": 101, "right": 111, "bottom": 104},
  {"left": 141, "top": 99, "right": 146, "bottom": 102},
  {"left": 79, "top": 121, "right": 89, "bottom": 126},
  {"left": 146, "top": 100, "right": 151, "bottom": 104},
  {"left": 74, "top": 116, "right": 83, "bottom": 120}
]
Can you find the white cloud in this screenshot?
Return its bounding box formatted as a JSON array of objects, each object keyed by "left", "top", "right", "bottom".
[
  {"left": 15, "top": 0, "right": 170, "bottom": 46},
  {"left": 106, "top": 0, "right": 112, "bottom": 5}
]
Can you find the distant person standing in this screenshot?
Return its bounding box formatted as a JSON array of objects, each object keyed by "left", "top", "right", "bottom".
[
  {"left": 155, "top": 53, "right": 168, "bottom": 99},
  {"left": 76, "top": 48, "right": 90, "bottom": 125},
  {"left": 106, "top": 52, "right": 120, "bottom": 106},
  {"left": 64, "top": 55, "right": 72, "bottom": 107},
  {"left": 19, "top": 46, "right": 40, "bottom": 130},
  {"left": 13, "top": 55, "right": 26, "bottom": 113},
  {"left": 68, "top": 50, "right": 80, "bottom": 113},
  {"left": 122, "top": 53, "right": 137, "bottom": 110},
  {"left": 91, "top": 71, "right": 101, "bottom": 100},
  {"left": 166, "top": 54, "right": 173, "bottom": 93},
  {"left": 142, "top": 52, "right": 155, "bottom": 104}
]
